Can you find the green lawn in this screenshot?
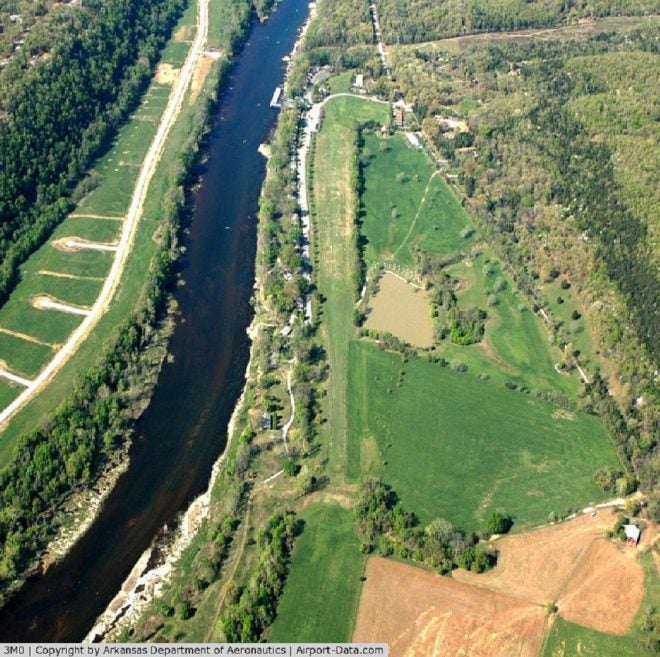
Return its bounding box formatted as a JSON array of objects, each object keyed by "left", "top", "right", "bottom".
[
  {"left": 0, "top": 333, "right": 54, "bottom": 378},
  {"left": 0, "top": 382, "right": 20, "bottom": 409},
  {"left": 542, "top": 553, "right": 660, "bottom": 657},
  {"left": 360, "top": 131, "right": 475, "bottom": 265},
  {"left": 348, "top": 340, "right": 620, "bottom": 531},
  {"left": 50, "top": 217, "right": 123, "bottom": 244},
  {"left": 268, "top": 503, "right": 365, "bottom": 642}
]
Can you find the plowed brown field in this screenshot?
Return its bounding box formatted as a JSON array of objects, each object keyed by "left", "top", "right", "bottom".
[{"left": 354, "top": 510, "right": 650, "bottom": 656}]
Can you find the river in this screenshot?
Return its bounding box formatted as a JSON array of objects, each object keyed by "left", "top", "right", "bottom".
[{"left": 0, "top": 0, "right": 309, "bottom": 641}]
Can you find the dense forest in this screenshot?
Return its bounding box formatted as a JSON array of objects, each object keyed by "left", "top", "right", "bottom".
[
  {"left": 377, "top": 0, "right": 660, "bottom": 43},
  {"left": 388, "top": 25, "right": 659, "bottom": 501},
  {"left": 0, "top": 0, "right": 186, "bottom": 305}
]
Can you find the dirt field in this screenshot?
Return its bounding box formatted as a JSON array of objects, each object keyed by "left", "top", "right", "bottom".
[
  {"left": 364, "top": 272, "right": 433, "bottom": 348},
  {"left": 355, "top": 511, "right": 650, "bottom": 655},
  {"left": 154, "top": 63, "right": 180, "bottom": 85},
  {"left": 354, "top": 557, "right": 548, "bottom": 657}
]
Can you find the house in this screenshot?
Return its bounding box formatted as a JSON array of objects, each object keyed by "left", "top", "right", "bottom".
[
  {"left": 260, "top": 412, "right": 273, "bottom": 431},
  {"left": 354, "top": 73, "right": 364, "bottom": 88},
  {"left": 393, "top": 108, "right": 404, "bottom": 128},
  {"left": 623, "top": 524, "right": 641, "bottom": 546}
]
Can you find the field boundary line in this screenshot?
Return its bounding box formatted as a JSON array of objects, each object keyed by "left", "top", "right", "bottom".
[
  {"left": 69, "top": 214, "right": 125, "bottom": 221},
  {"left": 0, "top": 0, "right": 209, "bottom": 430},
  {"left": 37, "top": 270, "right": 105, "bottom": 282},
  {"left": 0, "top": 327, "right": 56, "bottom": 348}
]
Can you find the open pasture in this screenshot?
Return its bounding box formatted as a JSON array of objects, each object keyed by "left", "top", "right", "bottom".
[
  {"left": 441, "top": 254, "right": 577, "bottom": 397},
  {"left": 0, "top": 298, "right": 83, "bottom": 346},
  {"left": 0, "top": 332, "right": 55, "bottom": 378},
  {"left": 348, "top": 340, "right": 619, "bottom": 529},
  {"left": 22, "top": 239, "right": 114, "bottom": 280},
  {"left": 75, "top": 85, "right": 170, "bottom": 217},
  {"left": 0, "top": 381, "right": 20, "bottom": 409},
  {"left": 364, "top": 272, "right": 434, "bottom": 348},
  {"left": 268, "top": 503, "right": 365, "bottom": 642},
  {"left": 360, "top": 131, "right": 475, "bottom": 265}
]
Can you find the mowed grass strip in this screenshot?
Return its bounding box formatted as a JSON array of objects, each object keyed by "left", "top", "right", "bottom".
[
  {"left": 75, "top": 85, "right": 170, "bottom": 217},
  {"left": 348, "top": 340, "right": 620, "bottom": 530},
  {"left": 268, "top": 503, "right": 365, "bottom": 642},
  {"left": 311, "top": 96, "right": 388, "bottom": 479},
  {"left": 0, "top": 300, "right": 83, "bottom": 346},
  {"left": 360, "top": 131, "right": 475, "bottom": 265},
  {"left": 0, "top": 332, "right": 55, "bottom": 378}
]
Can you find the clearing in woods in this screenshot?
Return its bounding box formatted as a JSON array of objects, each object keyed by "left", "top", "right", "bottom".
[
  {"left": 0, "top": 0, "right": 216, "bottom": 467},
  {"left": 267, "top": 504, "right": 365, "bottom": 642},
  {"left": 354, "top": 511, "right": 654, "bottom": 656}
]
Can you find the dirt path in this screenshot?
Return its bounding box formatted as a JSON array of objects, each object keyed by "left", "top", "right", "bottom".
[
  {"left": 393, "top": 170, "right": 439, "bottom": 260},
  {"left": 0, "top": 0, "right": 209, "bottom": 431},
  {"left": 32, "top": 296, "right": 92, "bottom": 316},
  {"left": 0, "top": 326, "right": 56, "bottom": 348}
]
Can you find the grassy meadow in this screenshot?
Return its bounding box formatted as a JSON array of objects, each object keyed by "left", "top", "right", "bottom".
[
  {"left": 360, "top": 131, "right": 475, "bottom": 265},
  {"left": 348, "top": 340, "right": 620, "bottom": 530},
  {"left": 268, "top": 503, "right": 365, "bottom": 642}
]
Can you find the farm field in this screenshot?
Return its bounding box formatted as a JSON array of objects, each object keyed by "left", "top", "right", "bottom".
[
  {"left": 364, "top": 272, "right": 433, "bottom": 348},
  {"left": 347, "top": 340, "right": 620, "bottom": 529},
  {"left": 355, "top": 512, "right": 654, "bottom": 656},
  {"left": 354, "top": 556, "right": 548, "bottom": 657},
  {"left": 360, "top": 131, "right": 475, "bottom": 265},
  {"left": 268, "top": 503, "right": 365, "bottom": 642}
]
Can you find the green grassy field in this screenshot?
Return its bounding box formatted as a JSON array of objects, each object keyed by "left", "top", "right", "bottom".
[
  {"left": 268, "top": 503, "right": 365, "bottom": 642},
  {"left": 311, "top": 96, "right": 389, "bottom": 480},
  {"left": 348, "top": 340, "right": 620, "bottom": 530},
  {"left": 360, "top": 131, "right": 475, "bottom": 265},
  {"left": 443, "top": 254, "right": 578, "bottom": 397},
  {"left": 0, "top": 382, "right": 20, "bottom": 409},
  {"left": 359, "top": 128, "right": 578, "bottom": 397},
  {"left": 0, "top": 333, "right": 55, "bottom": 378},
  {"left": 50, "top": 217, "right": 123, "bottom": 244}
]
